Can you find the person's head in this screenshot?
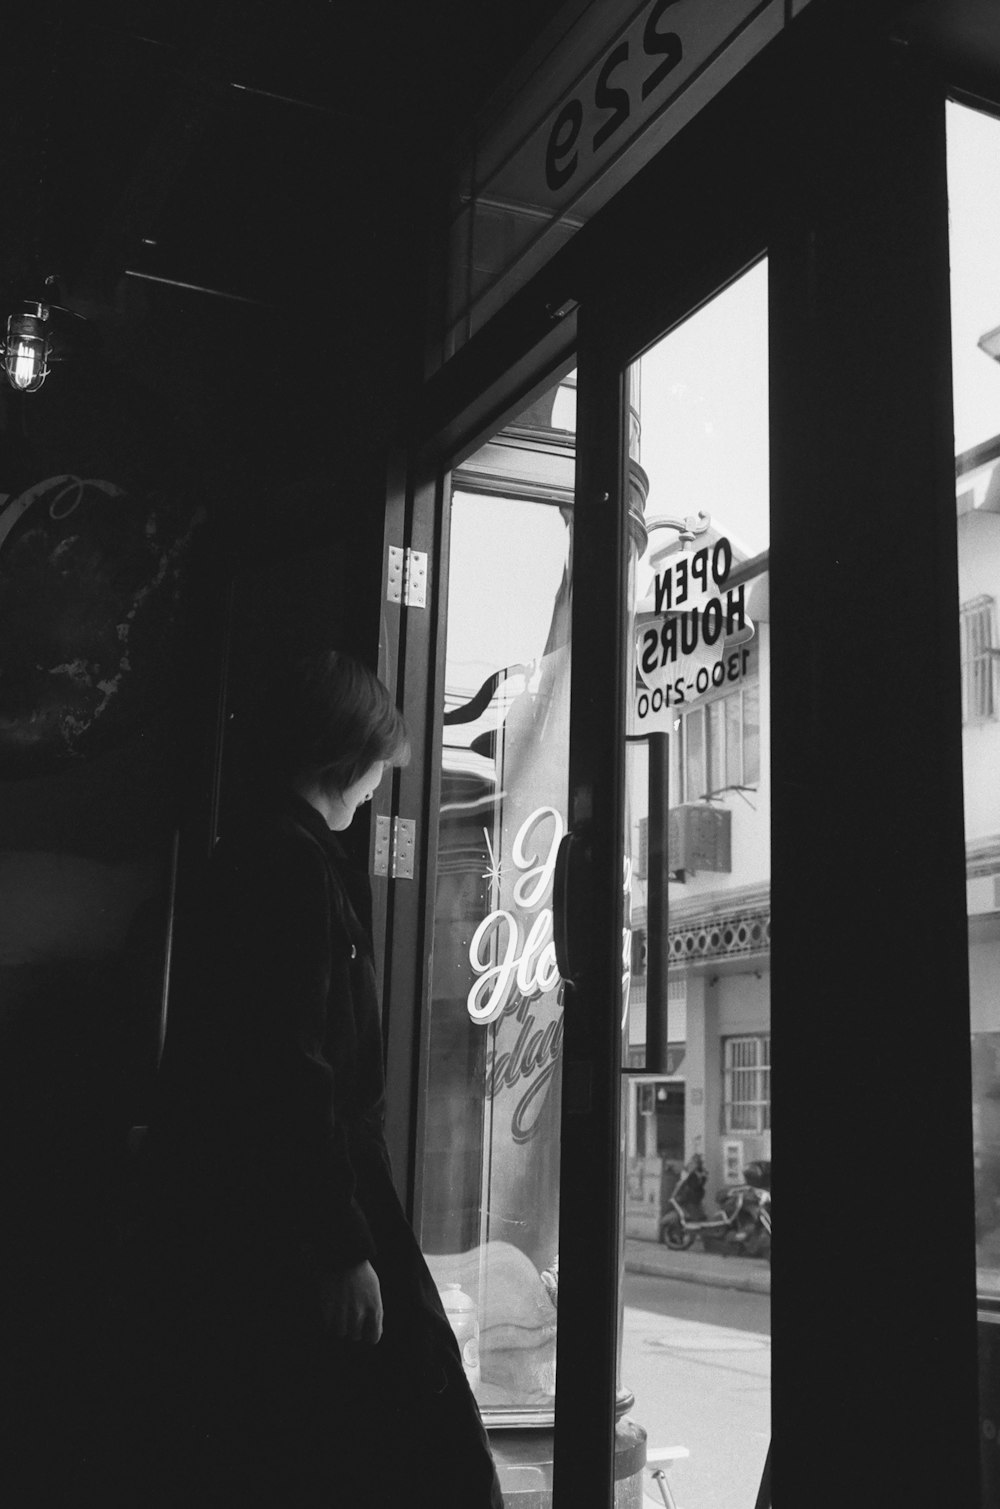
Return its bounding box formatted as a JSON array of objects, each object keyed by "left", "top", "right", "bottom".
[{"left": 249, "top": 649, "right": 409, "bottom": 830}]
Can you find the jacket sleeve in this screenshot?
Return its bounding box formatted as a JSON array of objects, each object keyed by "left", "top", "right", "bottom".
[{"left": 191, "top": 824, "right": 377, "bottom": 1272}]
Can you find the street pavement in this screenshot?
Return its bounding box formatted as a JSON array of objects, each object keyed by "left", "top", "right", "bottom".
[
  {"left": 622, "top": 1242, "right": 770, "bottom": 1506},
  {"left": 624, "top": 1236, "right": 770, "bottom": 1295}
]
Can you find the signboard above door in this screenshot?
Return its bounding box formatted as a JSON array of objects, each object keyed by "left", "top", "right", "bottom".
[{"left": 435, "top": 0, "right": 814, "bottom": 365}]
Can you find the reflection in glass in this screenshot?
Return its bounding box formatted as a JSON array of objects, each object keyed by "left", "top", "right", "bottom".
[
  {"left": 947, "top": 102, "right": 1000, "bottom": 1296},
  {"left": 621, "top": 262, "right": 771, "bottom": 1509},
  {"left": 416, "top": 375, "right": 575, "bottom": 1422}
]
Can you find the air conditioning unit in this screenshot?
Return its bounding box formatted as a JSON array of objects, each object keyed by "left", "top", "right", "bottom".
[{"left": 668, "top": 804, "right": 732, "bottom": 876}]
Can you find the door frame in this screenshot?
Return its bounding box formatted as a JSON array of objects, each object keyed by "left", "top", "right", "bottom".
[{"left": 383, "top": 5, "right": 981, "bottom": 1504}]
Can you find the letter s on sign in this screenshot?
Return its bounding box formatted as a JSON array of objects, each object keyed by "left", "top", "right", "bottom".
[
  {"left": 642, "top": 0, "right": 683, "bottom": 100},
  {"left": 592, "top": 41, "right": 630, "bottom": 154}
]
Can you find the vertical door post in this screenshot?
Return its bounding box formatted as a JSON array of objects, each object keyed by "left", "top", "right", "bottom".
[
  {"left": 769, "top": 41, "right": 978, "bottom": 1507},
  {"left": 552, "top": 312, "right": 629, "bottom": 1509},
  {"left": 645, "top": 732, "right": 670, "bottom": 1075}
]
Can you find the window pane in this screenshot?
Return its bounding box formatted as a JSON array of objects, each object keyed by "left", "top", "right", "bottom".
[
  {"left": 725, "top": 692, "right": 742, "bottom": 788},
  {"left": 947, "top": 101, "right": 1000, "bottom": 1307},
  {"left": 416, "top": 374, "right": 575, "bottom": 1422},
  {"left": 685, "top": 708, "right": 706, "bottom": 799},
  {"left": 623, "top": 261, "right": 770, "bottom": 1509},
  {"left": 671, "top": 720, "right": 684, "bottom": 802},
  {"left": 962, "top": 597, "right": 998, "bottom": 723},
  {"left": 707, "top": 699, "right": 726, "bottom": 794},
  {"left": 743, "top": 682, "right": 761, "bottom": 785}
]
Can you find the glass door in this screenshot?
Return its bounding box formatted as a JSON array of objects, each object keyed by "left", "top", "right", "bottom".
[
  {"left": 620, "top": 261, "right": 771, "bottom": 1509},
  {"left": 945, "top": 97, "right": 1000, "bottom": 1504},
  {"left": 392, "top": 12, "right": 988, "bottom": 1506},
  {"left": 413, "top": 372, "right": 577, "bottom": 1424},
  {"left": 399, "top": 266, "right": 772, "bottom": 1506}
]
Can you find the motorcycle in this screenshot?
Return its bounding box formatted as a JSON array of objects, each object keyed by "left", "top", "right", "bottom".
[
  {"left": 701, "top": 1158, "right": 771, "bottom": 1259},
  {"left": 659, "top": 1156, "right": 771, "bottom": 1261},
  {"left": 749, "top": 1160, "right": 771, "bottom": 1254},
  {"left": 749, "top": 1180, "right": 771, "bottom": 1257},
  {"left": 657, "top": 1154, "right": 709, "bottom": 1250}
]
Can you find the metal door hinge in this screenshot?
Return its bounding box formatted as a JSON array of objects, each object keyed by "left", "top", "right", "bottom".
[
  {"left": 373, "top": 814, "right": 416, "bottom": 879},
  {"left": 373, "top": 815, "right": 392, "bottom": 875},
  {"left": 386, "top": 545, "right": 427, "bottom": 609}
]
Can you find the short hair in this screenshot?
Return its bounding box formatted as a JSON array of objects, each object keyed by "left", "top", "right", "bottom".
[{"left": 248, "top": 649, "right": 409, "bottom": 791}]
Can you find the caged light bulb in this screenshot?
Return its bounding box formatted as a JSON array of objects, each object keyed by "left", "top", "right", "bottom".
[{"left": 4, "top": 305, "right": 51, "bottom": 393}]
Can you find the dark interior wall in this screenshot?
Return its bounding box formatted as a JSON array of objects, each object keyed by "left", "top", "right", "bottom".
[{"left": 0, "top": 2, "right": 569, "bottom": 1491}]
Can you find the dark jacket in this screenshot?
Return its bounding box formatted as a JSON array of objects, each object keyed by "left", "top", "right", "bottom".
[
  {"left": 150, "top": 792, "right": 390, "bottom": 1271},
  {"left": 133, "top": 790, "right": 502, "bottom": 1509}
]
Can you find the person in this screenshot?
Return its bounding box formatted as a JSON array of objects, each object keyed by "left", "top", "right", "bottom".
[{"left": 128, "top": 650, "right": 504, "bottom": 1507}]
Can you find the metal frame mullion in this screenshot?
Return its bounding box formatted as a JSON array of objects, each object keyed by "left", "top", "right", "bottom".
[
  {"left": 381, "top": 462, "right": 449, "bottom": 1217},
  {"left": 768, "top": 35, "right": 979, "bottom": 1506},
  {"left": 551, "top": 309, "right": 629, "bottom": 1509}
]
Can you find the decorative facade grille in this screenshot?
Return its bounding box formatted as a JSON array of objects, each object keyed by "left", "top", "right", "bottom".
[{"left": 667, "top": 907, "right": 771, "bottom": 966}]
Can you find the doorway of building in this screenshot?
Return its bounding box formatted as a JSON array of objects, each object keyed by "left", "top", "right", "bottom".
[{"left": 653, "top": 1082, "right": 684, "bottom": 1163}]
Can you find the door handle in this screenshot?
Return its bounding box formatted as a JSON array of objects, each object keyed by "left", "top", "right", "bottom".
[{"left": 553, "top": 824, "right": 594, "bottom": 984}]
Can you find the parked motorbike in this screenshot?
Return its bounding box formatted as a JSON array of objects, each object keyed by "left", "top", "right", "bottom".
[
  {"left": 748, "top": 1184, "right": 771, "bottom": 1260},
  {"left": 659, "top": 1156, "right": 771, "bottom": 1262},
  {"left": 703, "top": 1161, "right": 770, "bottom": 1260},
  {"left": 748, "top": 1160, "right": 771, "bottom": 1254},
  {"left": 657, "top": 1154, "right": 709, "bottom": 1250}
]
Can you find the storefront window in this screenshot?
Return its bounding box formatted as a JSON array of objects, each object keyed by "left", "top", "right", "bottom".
[
  {"left": 415, "top": 374, "right": 575, "bottom": 1422},
  {"left": 621, "top": 261, "right": 771, "bottom": 1507},
  {"left": 947, "top": 101, "right": 1000, "bottom": 1299}
]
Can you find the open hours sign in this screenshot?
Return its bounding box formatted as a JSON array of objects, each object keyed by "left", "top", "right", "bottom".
[{"left": 630, "top": 535, "right": 754, "bottom": 736}]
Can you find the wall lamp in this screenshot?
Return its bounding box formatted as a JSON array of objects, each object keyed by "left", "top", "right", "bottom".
[{"left": 2, "top": 291, "right": 95, "bottom": 394}]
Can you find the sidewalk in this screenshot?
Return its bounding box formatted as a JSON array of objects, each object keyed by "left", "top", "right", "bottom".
[{"left": 624, "top": 1236, "right": 771, "bottom": 1295}]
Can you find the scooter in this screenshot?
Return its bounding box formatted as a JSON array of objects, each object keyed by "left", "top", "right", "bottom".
[
  {"left": 659, "top": 1156, "right": 771, "bottom": 1260},
  {"left": 753, "top": 1186, "right": 771, "bottom": 1259},
  {"left": 701, "top": 1160, "right": 771, "bottom": 1259},
  {"left": 657, "top": 1154, "right": 709, "bottom": 1250},
  {"left": 746, "top": 1161, "right": 771, "bottom": 1258}
]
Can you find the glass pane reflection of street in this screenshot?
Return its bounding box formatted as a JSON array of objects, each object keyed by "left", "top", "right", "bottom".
[
  {"left": 621, "top": 262, "right": 771, "bottom": 1509},
  {"left": 417, "top": 375, "right": 576, "bottom": 1424},
  {"left": 947, "top": 100, "right": 1000, "bottom": 1500},
  {"left": 415, "top": 272, "right": 772, "bottom": 1500},
  {"left": 947, "top": 101, "right": 1000, "bottom": 1302}
]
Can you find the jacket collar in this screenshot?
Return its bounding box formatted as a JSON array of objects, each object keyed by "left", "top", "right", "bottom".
[
  {"left": 283, "top": 789, "right": 374, "bottom": 938},
  {"left": 285, "top": 787, "right": 345, "bottom": 856}
]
